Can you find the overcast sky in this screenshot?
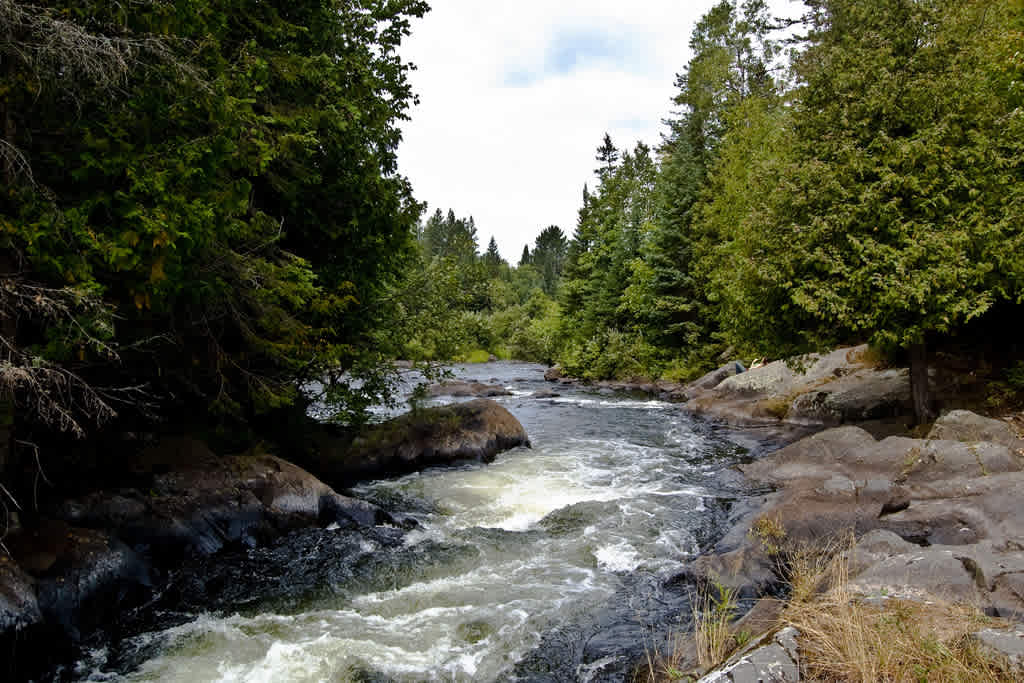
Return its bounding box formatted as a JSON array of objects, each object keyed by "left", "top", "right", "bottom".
[{"left": 397, "top": 1, "right": 805, "bottom": 262}]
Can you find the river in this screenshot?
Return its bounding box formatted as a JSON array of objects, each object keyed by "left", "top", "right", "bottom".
[{"left": 78, "top": 362, "right": 764, "bottom": 682}]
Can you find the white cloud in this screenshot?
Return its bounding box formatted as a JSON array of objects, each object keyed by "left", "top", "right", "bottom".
[{"left": 397, "top": 0, "right": 805, "bottom": 261}]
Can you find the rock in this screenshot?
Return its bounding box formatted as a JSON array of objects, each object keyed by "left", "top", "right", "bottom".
[
  {"left": 788, "top": 368, "right": 911, "bottom": 424},
  {"left": 687, "top": 363, "right": 742, "bottom": 392},
  {"left": 698, "top": 627, "right": 801, "bottom": 683},
  {"left": 427, "top": 381, "right": 511, "bottom": 398},
  {"left": 392, "top": 360, "right": 414, "bottom": 370},
  {"left": 846, "top": 529, "right": 918, "bottom": 574},
  {"left": 724, "top": 407, "right": 1024, "bottom": 621},
  {"left": 0, "top": 555, "right": 41, "bottom": 633},
  {"left": 7, "top": 521, "right": 150, "bottom": 640},
  {"left": 313, "top": 399, "right": 529, "bottom": 485},
  {"left": 59, "top": 438, "right": 387, "bottom": 560},
  {"left": 971, "top": 628, "right": 1024, "bottom": 673},
  {"left": 848, "top": 546, "right": 988, "bottom": 605},
  {"left": 740, "top": 425, "right": 878, "bottom": 487},
  {"left": 487, "top": 354, "right": 498, "bottom": 362},
  {"left": 532, "top": 390, "right": 561, "bottom": 399},
  {"left": 682, "top": 545, "right": 778, "bottom": 600},
  {"left": 544, "top": 366, "right": 564, "bottom": 382},
  {"left": 929, "top": 410, "right": 1024, "bottom": 453},
  {"left": 685, "top": 345, "right": 922, "bottom": 429}
]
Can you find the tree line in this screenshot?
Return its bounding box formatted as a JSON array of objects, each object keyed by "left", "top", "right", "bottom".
[
  {"left": 521, "top": 0, "right": 1020, "bottom": 422},
  {"left": 1, "top": 0, "right": 1021, "bottom": 485},
  {"left": 0, "top": 0, "right": 429, "bottom": 485}
]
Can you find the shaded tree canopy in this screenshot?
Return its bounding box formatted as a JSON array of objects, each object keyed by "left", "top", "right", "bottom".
[{"left": 0, "top": 0, "right": 429, "bottom": 444}]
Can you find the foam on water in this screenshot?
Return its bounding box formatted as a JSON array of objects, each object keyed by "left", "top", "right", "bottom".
[{"left": 87, "top": 363, "right": 748, "bottom": 682}]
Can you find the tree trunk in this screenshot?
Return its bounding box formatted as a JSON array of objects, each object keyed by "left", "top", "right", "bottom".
[{"left": 909, "top": 342, "right": 934, "bottom": 425}]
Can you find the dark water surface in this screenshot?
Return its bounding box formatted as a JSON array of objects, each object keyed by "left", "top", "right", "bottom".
[{"left": 78, "top": 363, "right": 761, "bottom": 682}]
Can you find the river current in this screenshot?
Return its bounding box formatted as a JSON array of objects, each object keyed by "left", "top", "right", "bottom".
[{"left": 79, "top": 362, "right": 760, "bottom": 682}]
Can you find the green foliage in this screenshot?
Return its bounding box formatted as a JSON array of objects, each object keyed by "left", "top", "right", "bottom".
[
  {"left": 560, "top": 328, "right": 660, "bottom": 381},
  {"left": 1, "top": 0, "right": 429, "bottom": 434}
]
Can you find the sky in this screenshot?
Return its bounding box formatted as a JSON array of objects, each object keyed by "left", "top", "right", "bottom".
[{"left": 397, "top": 1, "right": 805, "bottom": 262}]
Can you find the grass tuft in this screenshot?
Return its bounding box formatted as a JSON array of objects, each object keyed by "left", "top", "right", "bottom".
[{"left": 693, "top": 578, "right": 741, "bottom": 670}]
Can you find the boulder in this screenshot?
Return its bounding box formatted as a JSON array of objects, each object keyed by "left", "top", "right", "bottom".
[
  {"left": 58, "top": 438, "right": 388, "bottom": 560},
  {"left": 971, "top": 628, "right": 1024, "bottom": 673},
  {"left": 788, "top": 368, "right": 911, "bottom": 424},
  {"left": 681, "top": 544, "right": 778, "bottom": 600},
  {"left": 544, "top": 366, "right": 564, "bottom": 382},
  {"left": 929, "top": 410, "right": 1024, "bottom": 453},
  {"left": 685, "top": 345, "right": 923, "bottom": 429},
  {"left": 699, "top": 627, "right": 801, "bottom": 683},
  {"left": 0, "top": 555, "right": 41, "bottom": 633},
  {"left": 312, "top": 399, "right": 530, "bottom": 485},
  {"left": 427, "top": 381, "right": 511, "bottom": 398},
  {"left": 7, "top": 521, "right": 150, "bottom": 640},
  {"left": 722, "top": 410, "right": 1024, "bottom": 620},
  {"left": 687, "top": 363, "right": 743, "bottom": 393}
]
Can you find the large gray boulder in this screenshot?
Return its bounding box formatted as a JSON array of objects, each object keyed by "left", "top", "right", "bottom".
[
  {"left": 972, "top": 628, "right": 1024, "bottom": 673},
  {"left": 788, "top": 367, "right": 911, "bottom": 424},
  {"left": 929, "top": 410, "right": 1024, "bottom": 453},
  {"left": 312, "top": 399, "right": 530, "bottom": 485}
]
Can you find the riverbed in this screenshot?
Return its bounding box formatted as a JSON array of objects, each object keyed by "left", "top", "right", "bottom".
[{"left": 78, "top": 362, "right": 764, "bottom": 682}]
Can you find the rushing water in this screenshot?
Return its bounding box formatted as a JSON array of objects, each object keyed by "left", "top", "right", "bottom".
[{"left": 79, "top": 363, "right": 759, "bottom": 682}]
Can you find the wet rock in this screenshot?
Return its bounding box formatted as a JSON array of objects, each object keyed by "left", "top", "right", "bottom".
[
  {"left": 544, "top": 366, "right": 564, "bottom": 382},
  {"left": 58, "top": 438, "right": 389, "bottom": 561},
  {"left": 7, "top": 521, "right": 150, "bottom": 641},
  {"left": 532, "top": 390, "right": 561, "bottom": 399},
  {"left": 698, "top": 627, "right": 800, "bottom": 683},
  {"left": 312, "top": 399, "right": 530, "bottom": 485},
  {"left": 682, "top": 545, "right": 778, "bottom": 600},
  {"left": 427, "top": 380, "right": 511, "bottom": 398},
  {"left": 0, "top": 554, "right": 41, "bottom": 633}
]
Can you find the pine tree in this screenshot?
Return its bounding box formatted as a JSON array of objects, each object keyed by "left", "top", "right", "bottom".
[{"left": 737, "top": 0, "right": 1024, "bottom": 422}]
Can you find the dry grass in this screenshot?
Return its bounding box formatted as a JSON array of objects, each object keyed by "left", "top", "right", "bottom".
[
  {"left": 781, "top": 537, "right": 1017, "bottom": 682},
  {"left": 652, "top": 524, "right": 1019, "bottom": 683},
  {"left": 692, "top": 579, "right": 740, "bottom": 669},
  {"left": 638, "top": 630, "right": 693, "bottom": 683}
]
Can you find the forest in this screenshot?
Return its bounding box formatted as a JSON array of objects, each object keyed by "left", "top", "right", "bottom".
[
  {"left": 401, "top": 0, "right": 1024, "bottom": 424},
  {"left": 1, "top": 1, "right": 1023, "bottom": 681},
  {"left": 1, "top": 0, "right": 1022, "bottom": 483}
]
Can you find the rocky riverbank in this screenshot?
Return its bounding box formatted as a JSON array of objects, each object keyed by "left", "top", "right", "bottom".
[
  {"left": 669, "top": 407, "right": 1024, "bottom": 679},
  {"left": 0, "top": 399, "right": 529, "bottom": 680},
  {"left": 544, "top": 348, "right": 1024, "bottom": 679}
]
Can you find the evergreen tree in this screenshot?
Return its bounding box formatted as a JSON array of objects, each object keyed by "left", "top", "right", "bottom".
[
  {"left": 532, "top": 226, "right": 568, "bottom": 296},
  {"left": 0, "top": 0, "right": 430, "bottom": 443},
  {"left": 483, "top": 236, "right": 504, "bottom": 272},
  {"left": 734, "top": 0, "right": 1024, "bottom": 421},
  {"left": 519, "top": 245, "right": 532, "bottom": 267}
]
